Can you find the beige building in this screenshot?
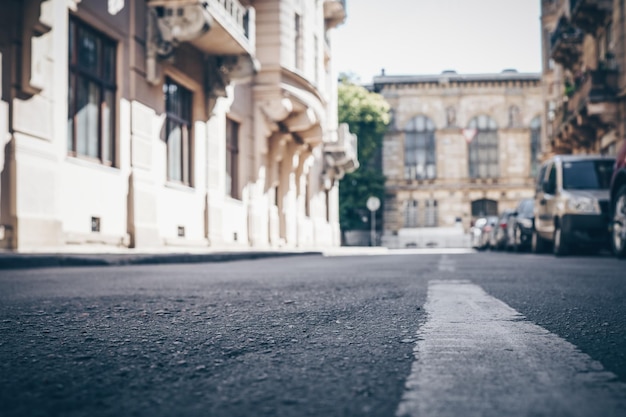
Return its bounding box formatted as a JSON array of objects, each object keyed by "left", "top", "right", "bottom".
[
  {"left": 372, "top": 71, "right": 543, "bottom": 248},
  {"left": 541, "top": 0, "right": 626, "bottom": 156},
  {"left": 0, "top": 0, "right": 357, "bottom": 252}
]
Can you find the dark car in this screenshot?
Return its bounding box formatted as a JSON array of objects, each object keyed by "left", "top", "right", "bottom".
[
  {"left": 506, "top": 198, "right": 534, "bottom": 252},
  {"left": 610, "top": 139, "right": 626, "bottom": 258}
]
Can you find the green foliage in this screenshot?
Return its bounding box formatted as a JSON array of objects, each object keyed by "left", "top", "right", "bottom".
[{"left": 337, "top": 81, "right": 390, "bottom": 232}]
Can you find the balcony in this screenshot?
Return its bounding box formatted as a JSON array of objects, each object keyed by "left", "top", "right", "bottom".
[
  {"left": 570, "top": 0, "right": 612, "bottom": 33},
  {"left": 324, "top": 0, "right": 347, "bottom": 29},
  {"left": 549, "top": 17, "right": 583, "bottom": 69},
  {"left": 553, "top": 69, "right": 618, "bottom": 151},
  {"left": 148, "top": 0, "right": 255, "bottom": 57},
  {"left": 323, "top": 123, "right": 359, "bottom": 181},
  {"left": 567, "top": 69, "right": 618, "bottom": 125},
  {"left": 542, "top": 0, "right": 558, "bottom": 16}
]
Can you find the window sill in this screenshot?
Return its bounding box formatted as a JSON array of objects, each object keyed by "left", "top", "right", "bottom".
[
  {"left": 66, "top": 155, "right": 119, "bottom": 173},
  {"left": 165, "top": 181, "right": 195, "bottom": 193}
]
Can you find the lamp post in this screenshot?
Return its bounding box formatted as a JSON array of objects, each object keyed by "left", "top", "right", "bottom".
[{"left": 366, "top": 196, "right": 381, "bottom": 246}]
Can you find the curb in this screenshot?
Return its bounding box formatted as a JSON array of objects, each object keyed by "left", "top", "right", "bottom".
[{"left": 0, "top": 251, "right": 324, "bottom": 270}]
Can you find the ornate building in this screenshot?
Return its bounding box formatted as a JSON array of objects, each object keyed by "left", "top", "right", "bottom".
[
  {"left": 0, "top": 0, "right": 356, "bottom": 251},
  {"left": 541, "top": 0, "right": 626, "bottom": 156},
  {"left": 372, "top": 71, "right": 543, "bottom": 248}
]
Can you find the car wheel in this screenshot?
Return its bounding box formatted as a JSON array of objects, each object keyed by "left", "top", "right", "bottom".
[
  {"left": 553, "top": 224, "right": 568, "bottom": 257},
  {"left": 612, "top": 185, "right": 626, "bottom": 259},
  {"left": 531, "top": 230, "right": 547, "bottom": 253}
]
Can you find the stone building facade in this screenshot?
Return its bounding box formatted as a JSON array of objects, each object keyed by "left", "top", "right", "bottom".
[
  {"left": 541, "top": 0, "right": 626, "bottom": 157},
  {"left": 0, "top": 0, "right": 356, "bottom": 251},
  {"left": 372, "top": 71, "right": 543, "bottom": 248}
]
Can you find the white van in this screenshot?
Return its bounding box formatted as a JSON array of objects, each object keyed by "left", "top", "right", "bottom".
[{"left": 532, "top": 155, "right": 614, "bottom": 256}]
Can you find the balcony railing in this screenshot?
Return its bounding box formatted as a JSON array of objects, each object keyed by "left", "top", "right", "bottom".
[
  {"left": 148, "top": 0, "right": 255, "bottom": 56},
  {"left": 549, "top": 17, "right": 583, "bottom": 68},
  {"left": 570, "top": 0, "right": 612, "bottom": 33}
]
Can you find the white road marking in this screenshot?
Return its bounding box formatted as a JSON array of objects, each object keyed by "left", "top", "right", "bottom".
[{"left": 397, "top": 280, "right": 626, "bottom": 417}]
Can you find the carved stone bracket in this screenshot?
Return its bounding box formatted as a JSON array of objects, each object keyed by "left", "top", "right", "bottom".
[
  {"left": 205, "top": 54, "right": 257, "bottom": 114},
  {"left": 20, "top": 0, "right": 53, "bottom": 95}
]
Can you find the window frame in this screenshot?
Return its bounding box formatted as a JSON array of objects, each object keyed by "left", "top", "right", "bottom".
[
  {"left": 67, "top": 17, "right": 117, "bottom": 166},
  {"left": 404, "top": 115, "right": 437, "bottom": 180},
  {"left": 404, "top": 199, "right": 419, "bottom": 228},
  {"left": 163, "top": 77, "right": 193, "bottom": 187},
  {"left": 225, "top": 117, "right": 240, "bottom": 199},
  {"left": 468, "top": 115, "right": 499, "bottom": 179},
  {"left": 424, "top": 199, "right": 438, "bottom": 227},
  {"left": 530, "top": 116, "right": 541, "bottom": 177}
]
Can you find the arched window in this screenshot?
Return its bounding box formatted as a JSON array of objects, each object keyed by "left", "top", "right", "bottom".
[
  {"left": 404, "top": 115, "right": 436, "bottom": 180},
  {"left": 467, "top": 115, "right": 498, "bottom": 178},
  {"left": 404, "top": 199, "right": 419, "bottom": 228},
  {"left": 530, "top": 116, "right": 541, "bottom": 177}
]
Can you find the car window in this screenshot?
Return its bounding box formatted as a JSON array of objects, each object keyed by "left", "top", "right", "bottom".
[
  {"left": 562, "top": 160, "right": 614, "bottom": 190},
  {"left": 545, "top": 164, "right": 556, "bottom": 194},
  {"left": 518, "top": 199, "right": 533, "bottom": 216}
]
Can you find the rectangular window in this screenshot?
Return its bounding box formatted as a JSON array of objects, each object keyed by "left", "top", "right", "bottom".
[
  {"left": 325, "top": 189, "right": 330, "bottom": 222},
  {"left": 226, "top": 118, "right": 240, "bottom": 199},
  {"left": 164, "top": 78, "right": 193, "bottom": 186},
  {"left": 424, "top": 200, "right": 438, "bottom": 227},
  {"left": 295, "top": 13, "right": 303, "bottom": 71},
  {"left": 305, "top": 180, "right": 311, "bottom": 217},
  {"left": 468, "top": 131, "right": 499, "bottom": 179},
  {"left": 404, "top": 200, "right": 419, "bottom": 228},
  {"left": 68, "top": 18, "right": 116, "bottom": 165},
  {"left": 313, "top": 34, "right": 319, "bottom": 85}
]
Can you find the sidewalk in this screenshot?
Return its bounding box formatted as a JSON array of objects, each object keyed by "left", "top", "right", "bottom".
[{"left": 0, "top": 245, "right": 392, "bottom": 270}]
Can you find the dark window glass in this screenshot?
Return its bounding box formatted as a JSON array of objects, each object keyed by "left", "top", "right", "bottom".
[
  {"left": 562, "top": 160, "right": 613, "bottom": 190},
  {"left": 164, "top": 78, "right": 193, "bottom": 185},
  {"left": 67, "top": 18, "right": 116, "bottom": 165},
  {"left": 226, "top": 118, "right": 240, "bottom": 199},
  {"left": 530, "top": 116, "right": 541, "bottom": 177},
  {"left": 472, "top": 199, "right": 498, "bottom": 217}
]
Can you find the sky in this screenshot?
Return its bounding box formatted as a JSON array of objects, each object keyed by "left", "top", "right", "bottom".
[{"left": 331, "top": 0, "right": 542, "bottom": 84}]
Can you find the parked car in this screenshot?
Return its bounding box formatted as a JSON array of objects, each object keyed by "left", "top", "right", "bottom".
[
  {"left": 506, "top": 198, "right": 534, "bottom": 252},
  {"left": 532, "top": 155, "right": 614, "bottom": 256},
  {"left": 610, "top": 139, "right": 626, "bottom": 259},
  {"left": 489, "top": 209, "right": 515, "bottom": 251},
  {"left": 471, "top": 216, "right": 498, "bottom": 250},
  {"left": 470, "top": 217, "right": 487, "bottom": 249}
]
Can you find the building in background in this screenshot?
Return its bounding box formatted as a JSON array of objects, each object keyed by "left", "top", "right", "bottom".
[
  {"left": 0, "top": 0, "right": 357, "bottom": 251},
  {"left": 541, "top": 0, "right": 626, "bottom": 156},
  {"left": 373, "top": 70, "right": 543, "bottom": 249}
]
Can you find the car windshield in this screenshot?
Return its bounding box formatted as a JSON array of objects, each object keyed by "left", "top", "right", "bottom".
[{"left": 562, "top": 160, "right": 613, "bottom": 190}]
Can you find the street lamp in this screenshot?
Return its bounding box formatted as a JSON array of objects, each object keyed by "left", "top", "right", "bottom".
[{"left": 366, "top": 196, "right": 381, "bottom": 246}]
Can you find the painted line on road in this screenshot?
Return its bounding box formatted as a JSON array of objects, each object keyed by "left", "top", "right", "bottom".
[{"left": 397, "top": 280, "right": 626, "bottom": 417}]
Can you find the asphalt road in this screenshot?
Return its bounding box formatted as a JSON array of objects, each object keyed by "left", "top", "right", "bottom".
[{"left": 0, "top": 250, "right": 625, "bottom": 416}]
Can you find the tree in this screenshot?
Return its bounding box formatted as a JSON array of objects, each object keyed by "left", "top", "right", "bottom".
[{"left": 337, "top": 78, "right": 390, "bottom": 234}]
